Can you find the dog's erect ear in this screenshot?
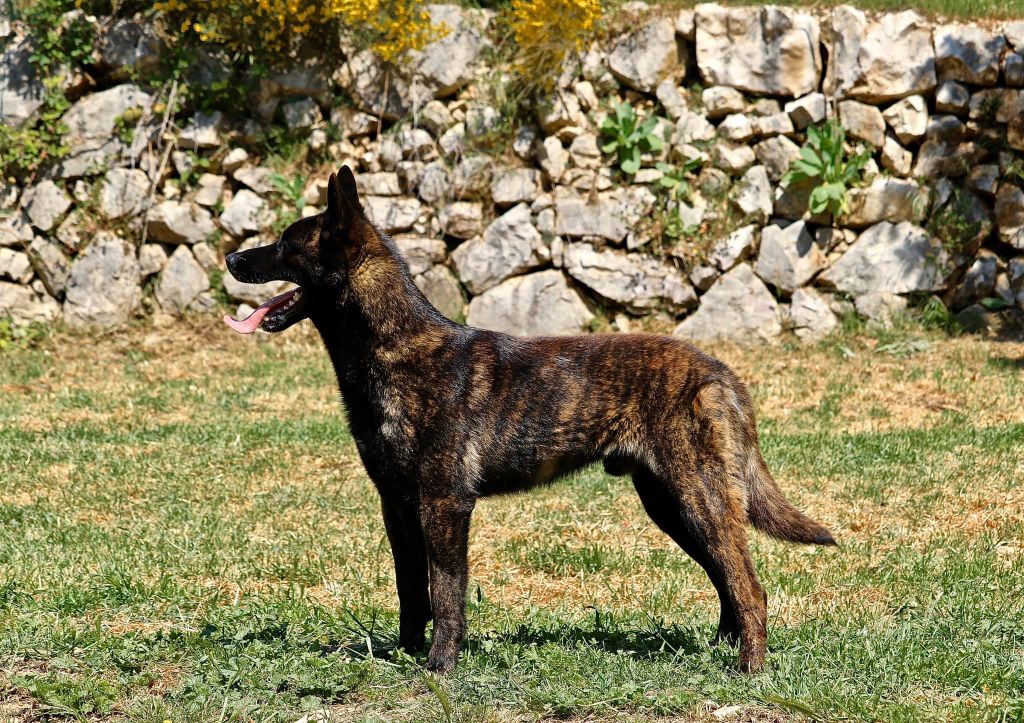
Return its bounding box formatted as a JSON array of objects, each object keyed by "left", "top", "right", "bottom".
[{"left": 325, "top": 166, "right": 364, "bottom": 232}]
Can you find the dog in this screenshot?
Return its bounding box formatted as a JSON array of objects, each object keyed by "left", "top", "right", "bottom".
[{"left": 223, "top": 166, "right": 835, "bottom": 674}]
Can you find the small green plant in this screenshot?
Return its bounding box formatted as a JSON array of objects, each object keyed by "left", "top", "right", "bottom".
[
  {"left": 782, "top": 120, "right": 871, "bottom": 217},
  {"left": 0, "top": 77, "right": 70, "bottom": 179},
  {"left": 21, "top": 0, "right": 96, "bottom": 76},
  {"left": 654, "top": 158, "right": 702, "bottom": 202},
  {"left": 927, "top": 188, "right": 984, "bottom": 253},
  {"left": 600, "top": 102, "right": 664, "bottom": 176}
]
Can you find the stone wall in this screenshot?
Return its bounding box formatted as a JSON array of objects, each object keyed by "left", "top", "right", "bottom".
[{"left": 2, "top": 4, "right": 1023, "bottom": 343}]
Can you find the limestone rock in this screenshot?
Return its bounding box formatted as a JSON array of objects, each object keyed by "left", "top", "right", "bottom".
[
  {"left": 754, "top": 221, "right": 828, "bottom": 293},
  {"left": 753, "top": 135, "right": 801, "bottom": 182},
  {"left": 934, "top": 25, "right": 1007, "bottom": 86},
  {"left": 843, "top": 177, "right": 927, "bottom": 228},
  {"left": 712, "top": 142, "right": 756, "bottom": 176},
  {"left": 936, "top": 81, "right": 970, "bottom": 115},
  {"left": 824, "top": 8, "right": 936, "bottom": 102},
  {"left": 881, "top": 135, "right": 913, "bottom": 177},
  {"left": 673, "top": 109, "right": 716, "bottom": 145},
  {"left": 63, "top": 232, "right": 141, "bottom": 330},
  {"left": 407, "top": 4, "right": 490, "bottom": 100},
  {"left": 179, "top": 110, "right": 226, "bottom": 150},
  {"left": 139, "top": 243, "right": 168, "bottom": 277},
  {"left": 364, "top": 196, "right": 423, "bottom": 234},
  {"left": 701, "top": 86, "right": 745, "bottom": 119},
  {"left": 607, "top": 18, "right": 686, "bottom": 93},
  {"left": 491, "top": 167, "right": 542, "bottom": 206},
  {"left": 0, "top": 281, "right": 60, "bottom": 325},
  {"left": 784, "top": 93, "right": 826, "bottom": 129},
  {"left": 951, "top": 252, "right": 998, "bottom": 309},
  {"left": 854, "top": 291, "right": 908, "bottom": 325},
  {"left": 732, "top": 165, "right": 772, "bottom": 223},
  {"left": 100, "top": 168, "right": 151, "bottom": 219},
  {"left": 155, "top": 246, "right": 210, "bottom": 313},
  {"left": 882, "top": 95, "right": 928, "bottom": 145},
  {"left": 451, "top": 203, "right": 548, "bottom": 293},
  {"left": 820, "top": 221, "right": 948, "bottom": 297},
  {"left": 24, "top": 181, "right": 72, "bottom": 232},
  {"left": 695, "top": 5, "right": 821, "bottom": 98},
  {"left": 790, "top": 288, "right": 838, "bottom": 341},
  {"left": 673, "top": 263, "right": 781, "bottom": 344},
  {"left": 709, "top": 225, "right": 758, "bottom": 271},
  {"left": 718, "top": 114, "right": 754, "bottom": 143},
  {"left": 467, "top": 270, "right": 594, "bottom": 336},
  {"left": 838, "top": 100, "right": 885, "bottom": 147},
  {"left": 394, "top": 234, "right": 447, "bottom": 276},
  {"left": 562, "top": 242, "right": 696, "bottom": 312},
  {"left": 100, "top": 17, "right": 162, "bottom": 79},
  {"left": 219, "top": 189, "right": 266, "bottom": 237},
  {"left": 538, "top": 91, "right": 582, "bottom": 134},
  {"left": 26, "top": 236, "right": 70, "bottom": 298},
  {"left": 439, "top": 201, "right": 484, "bottom": 240},
  {"left": 356, "top": 172, "right": 402, "bottom": 197},
  {"left": 417, "top": 161, "right": 452, "bottom": 206},
  {"left": 194, "top": 174, "right": 226, "bottom": 207},
  {"left": 0, "top": 36, "right": 44, "bottom": 125},
  {"left": 146, "top": 201, "right": 215, "bottom": 245},
  {"left": 281, "top": 97, "right": 322, "bottom": 132},
  {"left": 0, "top": 248, "right": 32, "bottom": 283},
  {"left": 62, "top": 83, "right": 152, "bottom": 142},
  {"left": 555, "top": 194, "right": 628, "bottom": 243},
  {"left": 337, "top": 49, "right": 409, "bottom": 120},
  {"left": 995, "top": 183, "right": 1024, "bottom": 249},
  {"left": 415, "top": 265, "right": 463, "bottom": 320}
]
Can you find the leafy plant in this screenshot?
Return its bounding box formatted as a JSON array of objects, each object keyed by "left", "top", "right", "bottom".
[
  {"left": 654, "top": 158, "right": 702, "bottom": 202},
  {"left": 600, "top": 102, "right": 664, "bottom": 176},
  {"left": 20, "top": 0, "right": 96, "bottom": 76},
  {"left": 270, "top": 172, "right": 306, "bottom": 208},
  {"left": 782, "top": 120, "right": 870, "bottom": 217},
  {"left": 927, "top": 188, "right": 984, "bottom": 253},
  {"left": 0, "top": 77, "right": 71, "bottom": 180}
]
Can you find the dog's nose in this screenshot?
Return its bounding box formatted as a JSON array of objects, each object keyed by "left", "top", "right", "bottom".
[{"left": 225, "top": 252, "right": 243, "bottom": 273}]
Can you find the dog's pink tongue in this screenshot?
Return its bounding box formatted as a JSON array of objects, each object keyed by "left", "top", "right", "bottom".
[{"left": 223, "top": 304, "right": 271, "bottom": 335}]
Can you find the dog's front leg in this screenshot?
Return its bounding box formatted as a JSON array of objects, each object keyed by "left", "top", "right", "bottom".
[
  {"left": 380, "top": 494, "right": 431, "bottom": 652},
  {"left": 420, "top": 494, "right": 475, "bottom": 673}
]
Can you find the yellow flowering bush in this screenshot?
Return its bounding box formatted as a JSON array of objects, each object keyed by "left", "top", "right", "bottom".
[
  {"left": 153, "top": 0, "right": 442, "bottom": 62},
  {"left": 508, "top": 0, "right": 602, "bottom": 79}
]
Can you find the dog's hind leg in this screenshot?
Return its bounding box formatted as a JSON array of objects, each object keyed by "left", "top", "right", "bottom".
[
  {"left": 632, "top": 464, "right": 767, "bottom": 672},
  {"left": 632, "top": 468, "right": 739, "bottom": 645},
  {"left": 420, "top": 494, "right": 475, "bottom": 673},
  {"left": 381, "top": 494, "right": 432, "bottom": 652}
]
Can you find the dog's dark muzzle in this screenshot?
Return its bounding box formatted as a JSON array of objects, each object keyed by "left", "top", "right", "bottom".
[{"left": 225, "top": 247, "right": 283, "bottom": 285}]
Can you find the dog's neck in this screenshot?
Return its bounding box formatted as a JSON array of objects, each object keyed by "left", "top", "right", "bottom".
[{"left": 311, "top": 235, "right": 457, "bottom": 389}]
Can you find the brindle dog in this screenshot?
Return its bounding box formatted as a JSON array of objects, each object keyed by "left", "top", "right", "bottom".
[{"left": 224, "top": 166, "right": 835, "bottom": 674}]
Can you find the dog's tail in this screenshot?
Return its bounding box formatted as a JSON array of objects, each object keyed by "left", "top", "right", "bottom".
[
  {"left": 696, "top": 379, "right": 835, "bottom": 547},
  {"left": 745, "top": 450, "right": 836, "bottom": 545}
]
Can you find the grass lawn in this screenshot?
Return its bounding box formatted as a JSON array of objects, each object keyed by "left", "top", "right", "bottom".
[{"left": 0, "top": 320, "right": 1022, "bottom": 721}]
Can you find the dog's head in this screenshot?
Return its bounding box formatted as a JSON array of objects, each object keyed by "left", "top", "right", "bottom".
[{"left": 223, "top": 165, "right": 369, "bottom": 334}]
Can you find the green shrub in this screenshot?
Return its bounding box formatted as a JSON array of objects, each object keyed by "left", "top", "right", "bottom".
[
  {"left": 600, "top": 102, "right": 664, "bottom": 176},
  {"left": 782, "top": 120, "right": 871, "bottom": 217}
]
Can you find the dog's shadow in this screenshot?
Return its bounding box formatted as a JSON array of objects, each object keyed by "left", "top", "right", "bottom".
[{"left": 464, "top": 620, "right": 708, "bottom": 659}]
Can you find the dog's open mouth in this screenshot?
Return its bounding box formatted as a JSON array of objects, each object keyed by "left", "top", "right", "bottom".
[{"left": 223, "top": 288, "right": 309, "bottom": 334}]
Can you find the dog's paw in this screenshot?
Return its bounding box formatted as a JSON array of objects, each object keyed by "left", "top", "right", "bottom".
[{"left": 425, "top": 649, "right": 457, "bottom": 674}]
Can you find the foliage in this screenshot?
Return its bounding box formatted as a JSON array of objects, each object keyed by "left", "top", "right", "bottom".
[
  {"left": 153, "top": 0, "right": 445, "bottom": 63},
  {"left": 654, "top": 158, "right": 702, "bottom": 202},
  {"left": 507, "top": 0, "right": 602, "bottom": 81},
  {"left": 0, "top": 77, "right": 71, "bottom": 180},
  {"left": 16, "top": 0, "right": 96, "bottom": 76},
  {"left": 782, "top": 120, "right": 871, "bottom": 217},
  {"left": 927, "top": 188, "right": 983, "bottom": 253},
  {"left": 600, "top": 102, "right": 664, "bottom": 176}
]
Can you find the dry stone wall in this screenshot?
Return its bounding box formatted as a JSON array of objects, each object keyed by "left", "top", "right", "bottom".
[{"left": 2, "top": 4, "right": 1024, "bottom": 342}]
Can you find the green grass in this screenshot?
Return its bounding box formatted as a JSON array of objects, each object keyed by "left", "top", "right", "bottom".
[{"left": 1, "top": 323, "right": 1023, "bottom": 721}]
